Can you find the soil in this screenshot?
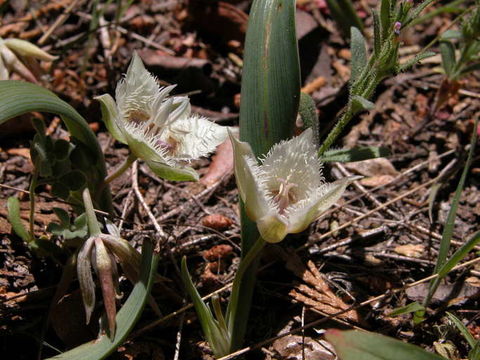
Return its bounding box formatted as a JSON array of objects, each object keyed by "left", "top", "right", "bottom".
[{"left": 1, "top": 0, "right": 479, "bottom": 359}]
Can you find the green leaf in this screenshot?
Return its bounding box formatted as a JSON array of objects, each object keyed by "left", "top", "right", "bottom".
[
  {"left": 60, "top": 170, "right": 87, "bottom": 191},
  {"left": 298, "top": 93, "right": 319, "bottom": 147},
  {"left": 446, "top": 312, "right": 476, "bottom": 348},
  {"left": 7, "top": 197, "right": 31, "bottom": 242},
  {"left": 380, "top": 0, "right": 392, "bottom": 41},
  {"left": 351, "top": 95, "right": 374, "bottom": 114},
  {"left": 440, "top": 40, "right": 456, "bottom": 77},
  {"left": 387, "top": 302, "right": 425, "bottom": 317},
  {"left": 0, "top": 80, "right": 112, "bottom": 212},
  {"left": 325, "top": 0, "right": 364, "bottom": 37},
  {"left": 350, "top": 27, "right": 368, "bottom": 85},
  {"left": 326, "top": 329, "right": 447, "bottom": 360},
  {"left": 460, "top": 62, "right": 480, "bottom": 76},
  {"left": 398, "top": 51, "right": 436, "bottom": 72},
  {"left": 440, "top": 29, "right": 462, "bottom": 40},
  {"left": 53, "top": 208, "right": 71, "bottom": 227},
  {"left": 47, "top": 240, "right": 158, "bottom": 360},
  {"left": 318, "top": 146, "right": 390, "bottom": 163},
  {"left": 372, "top": 10, "right": 381, "bottom": 57},
  {"left": 239, "top": 0, "right": 300, "bottom": 158},
  {"left": 469, "top": 342, "right": 480, "bottom": 360},
  {"left": 53, "top": 139, "right": 72, "bottom": 161},
  {"left": 437, "top": 230, "right": 480, "bottom": 279},
  {"left": 237, "top": 0, "right": 300, "bottom": 351},
  {"left": 181, "top": 257, "right": 230, "bottom": 357},
  {"left": 425, "top": 118, "right": 478, "bottom": 305}
]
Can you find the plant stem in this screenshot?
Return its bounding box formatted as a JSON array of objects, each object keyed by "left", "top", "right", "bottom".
[
  {"left": 317, "top": 106, "right": 354, "bottom": 156},
  {"left": 104, "top": 153, "right": 137, "bottom": 184},
  {"left": 82, "top": 187, "right": 101, "bottom": 236},
  {"left": 226, "top": 228, "right": 266, "bottom": 351},
  {"left": 28, "top": 170, "right": 39, "bottom": 240}
]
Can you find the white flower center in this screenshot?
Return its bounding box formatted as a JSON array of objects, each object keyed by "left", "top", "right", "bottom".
[{"left": 272, "top": 176, "right": 298, "bottom": 214}]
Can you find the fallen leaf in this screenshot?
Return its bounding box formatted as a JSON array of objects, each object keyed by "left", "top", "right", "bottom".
[
  {"left": 200, "top": 137, "right": 234, "bottom": 187},
  {"left": 345, "top": 157, "right": 399, "bottom": 177},
  {"left": 394, "top": 244, "right": 425, "bottom": 258},
  {"left": 359, "top": 175, "right": 395, "bottom": 187}
]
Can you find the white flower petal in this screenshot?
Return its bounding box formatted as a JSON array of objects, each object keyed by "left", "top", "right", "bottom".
[
  {"left": 229, "top": 131, "right": 270, "bottom": 221},
  {"left": 287, "top": 176, "right": 360, "bottom": 233},
  {"left": 167, "top": 115, "right": 228, "bottom": 160},
  {"left": 95, "top": 93, "right": 128, "bottom": 144}
]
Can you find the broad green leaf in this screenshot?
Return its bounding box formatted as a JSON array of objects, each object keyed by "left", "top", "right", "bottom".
[
  {"left": 326, "top": 329, "right": 447, "bottom": 360},
  {"left": 0, "top": 80, "right": 112, "bottom": 212},
  {"left": 446, "top": 312, "right": 476, "bottom": 348},
  {"left": 239, "top": 0, "right": 300, "bottom": 158},
  {"left": 236, "top": 0, "right": 300, "bottom": 352},
  {"left": 387, "top": 301, "right": 425, "bottom": 317},
  {"left": 7, "top": 197, "right": 31, "bottom": 242},
  {"left": 350, "top": 28, "right": 368, "bottom": 85},
  {"left": 318, "top": 146, "right": 390, "bottom": 163},
  {"left": 48, "top": 240, "right": 158, "bottom": 360},
  {"left": 440, "top": 40, "right": 456, "bottom": 77}
]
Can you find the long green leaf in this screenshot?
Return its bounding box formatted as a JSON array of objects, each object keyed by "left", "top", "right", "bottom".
[
  {"left": 7, "top": 196, "right": 31, "bottom": 242},
  {"left": 387, "top": 301, "right": 425, "bottom": 317},
  {"left": 0, "top": 80, "right": 112, "bottom": 212},
  {"left": 325, "top": 0, "right": 364, "bottom": 37},
  {"left": 235, "top": 0, "right": 300, "bottom": 352},
  {"left": 446, "top": 312, "right": 476, "bottom": 348},
  {"left": 350, "top": 28, "right": 368, "bottom": 85},
  {"left": 437, "top": 230, "right": 480, "bottom": 279},
  {"left": 239, "top": 0, "right": 300, "bottom": 158},
  {"left": 48, "top": 240, "right": 158, "bottom": 360},
  {"left": 440, "top": 40, "right": 456, "bottom": 77},
  {"left": 326, "top": 329, "right": 447, "bottom": 360},
  {"left": 318, "top": 146, "right": 390, "bottom": 163},
  {"left": 425, "top": 118, "right": 478, "bottom": 305}
]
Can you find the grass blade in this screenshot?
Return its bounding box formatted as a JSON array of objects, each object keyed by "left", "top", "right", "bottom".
[
  {"left": 446, "top": 312, "right": 476, "bottom": 348},
  {"left": 424, "top": 118, "right": 478, "bottom": 305}
]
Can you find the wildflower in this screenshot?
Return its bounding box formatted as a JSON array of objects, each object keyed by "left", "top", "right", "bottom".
[
  {"left": 77, "top": 225, "right": 141, "bottom": 338},
  {"left": 96, "top": 53, "right": 227, "bottom": 181},
  {"left": 230, "top": 128, "right": 358, "bottom": 243},
  {"left": 394, "top": 21, "right": 402, "bottom": 35},
  {"left": 0, "top": 37, "right": 57, "bottom": 82}
]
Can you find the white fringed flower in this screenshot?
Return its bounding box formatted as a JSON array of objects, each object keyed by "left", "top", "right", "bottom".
[
  {"left": 230, "top": 128, "right": 358, "bottom": 243},
  {"left": 96, "top": 53, "right": 227, "bottom": 181}
]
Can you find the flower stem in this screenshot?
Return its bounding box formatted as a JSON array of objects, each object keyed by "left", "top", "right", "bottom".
[
  {"left": 82, "top": 187, "right": 101, "bottom": 236},
  {"left": 28, "top": 169, "right": 38, "bottom": 240},
  {"left": 104, "top": 153, "right": 137, "bottom": 184},
  {"left": 226, "top": 229, "right": 266, "bottom": 352}
]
